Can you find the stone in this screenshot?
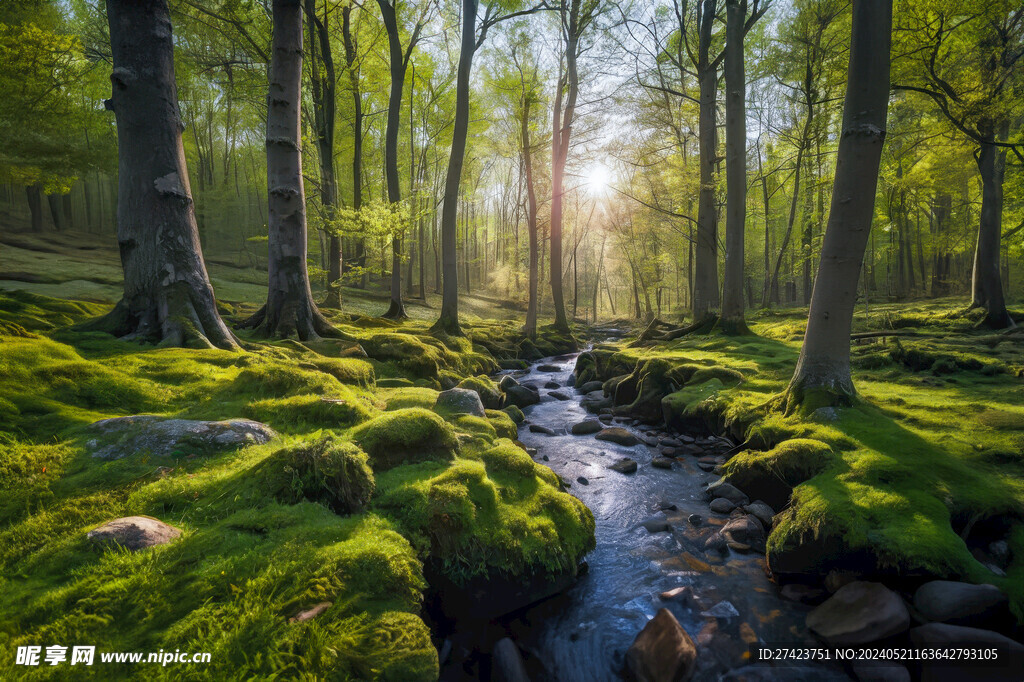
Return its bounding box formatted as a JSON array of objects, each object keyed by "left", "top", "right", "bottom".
[
  {"left": 653, "top": 500, "right": 677, "bottom": 512},
  {"left": 688, "top": 514, "right": 702, "bottom": 526},
  {"left": 504, "top": 384, "right": 541, "bottom": 408},
  {"left": 825, "top": 570, "right": 861, "bottom": 593},
  {"left": 576, "top": 476, "right": 590, "bottom": 486},
  {"left": 704, "top": 533, "right": 728, "bottom": 552},
  {"left": 660, "top": 447, "right": 677, "bottom": 457},
  {"left": 537, "top": 363, "right": 562, "bottom": 372},
  {"left": 727, "top": 541, "right": 752, "bottom": 552},
  {"left": 544, "top": 380, "right": 561, "bottom": 389},
  {"left": 578, "top": 380, "right": 604, "bottom": 394},
  {"left": 780, "top": 584, "right": 828, "bottom": 605},
  {"left": 434, "top": 388, "right": 486, "bottom": 417},
  {"left": 680, "top": 435, "right": 696, "bottom": 444},
  {"left": 608, "top": 457, "right": 638, "bottom": 474},
  {"left": 705, "top": 479, "right": 748, "bottom": 506},
  {"left": 639, "top": 514, "right": 671, "bottom": 533},
  {"left": 87, "top": 516, "right": 181, "bottom": 551},
  {"left": 595, "top": 427, "right": 640, "bottom": 447},
  {"left": 743, "top": 501, "right": 776, "bottom": 528},
  {"left": 701, "top": 600, "right": 740, "bottom": 619},
  {"left": 660, "top": 586, "right": 693, "bottom": 601},
  {"left": 529, "top": 424, "right": 556, "bottom": 435},
  {"left": 697, "top": 461, "right": 716, "bottom": 472},
  {"left": 289, "top": 602, "right": 332, "bottom": 623},
  {"left": 571, "top": 419, "right": 603, "bottom": 435},
  {"left": 498, "top": 375, "right": 520, "bottom": 391},
  {"left": 491, "top": 638, "right": 530, "bottom": 682},
  {"left": 807, "top": 582, "right": 910, "bottom": 644},
  {"left": 660, "top": 437, "right": 682, "bottom": 448},
  {"left": 721, "top": 515, "right": 764, "bottom": 545},
  {"left": 912, "top": 581, "right": 1009, "bottom": 627},
  {"left": 810, "top": 406, "right": 840, "bottom": 423},
  {"left": 709, "top": 498, "right": 736, "bottom": 514},
  {"left": 626, "top": 608, "right": 698, "bottom": 682},
  {"left": 651, "top": 457, "right": 674, "bottom": 469},
  {"left": 549, "top": 390, "right": 571, "bottom": 401},
  {"left": 599, "top": 414, "right": 614, "bottom": 424},
  {"left": 909, "top": 623, "right": 1024, "bottom": 682},
  {"left": 86, "top": 415, "right": 275, "bottom": 460}
]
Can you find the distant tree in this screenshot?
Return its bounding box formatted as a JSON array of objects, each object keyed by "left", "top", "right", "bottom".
[
  {"left": 786, "top": 0, "right": 892, "bottom": 409},
  {"left": 89, "top": 0, "right": 237, "bottom": 349}
]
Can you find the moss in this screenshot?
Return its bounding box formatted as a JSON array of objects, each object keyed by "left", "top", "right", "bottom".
[
  {"left": 485, "top": 409, "right": 519, "bottom": 440},
  {"left": 724, "top": 438, "right": 836, "bottom": 509},
  {"left": 352, "top": 408, "right": 459, "bottom": 470},
  {"left": 305, "top": 357, "right": 376, "bottom": 388},
  {"left": 243, "top": 388, "right": 380, "bottom": 432},
  {"left": 479, "top": 439, "right": 537, "bottom": 480},
  {"left": 689, "top": 366, "right": 745, "bottom": 386},
  {"left": 383, "top": 386, "right": 439, "bottom": 411},
  {"left": 256, "top": 434, "right": 375, "bottom": 514},
  {"left": 456, "top": 375, "right": 502, "bottom": 409},
  {"left": 501, "top": 404, "right": 525, "bottom": 424},
  {"left": 231, "top": 362, "right": 345, "bottom": 399}
]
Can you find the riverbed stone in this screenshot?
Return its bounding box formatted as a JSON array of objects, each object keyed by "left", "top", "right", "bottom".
[
  {"left": 608, "top": 457, "right": 638, "bottom": 474},
  {"left": 87, "top": 516, "right": 181, "bottom": 550},
  {"left": 544, "top": 380, "right": 561, "bottom": 389},
  {"left": 537, "top": 363, "right": 562, "bottom": 372},
  {"left": 780, "top": 584, "right": 828, "bottom": 605},
  {"left": 435, "top": 388, "right": 486, "bottom": 417},
  {"left": 505, "top": 384, "right": 541, "bottom": 408},
  {"left": 529, "top": 424, "right": 556, "bottom": 435},
  {"left": 86, "top": 415, "right": 275, "bottom": 460},
  {"left": 549, "top": 390, "right": 571, "bottom": 401},
  {"left": 705, "top": 532, "right": 728, "bottom": 552},
  {"left": 705, "top": 479, "right": 749, "bottom": 506},
  {"left": 626, "top": 608, "right": 698, "bottom": 682},
  {"left": 743, "top": 501, "right": 776, "bottom": 528},
  {"left": 578, "top": 380, "right": 603, "bottom": 394},
  {"left": 807, "top": 582, "right": 910, "bottom": 644},
  {"left": 721, "top": 515, "right": 764, "bottom": 545},
  {"left": 499, "top": 375, "right": 520, "bottom": 391},
  {"left": 639, "top": 514, "right": 671, "bottom": 533},
  {"left": 710, "top": 498, "right": 736, "bottom": 514},
  {"left": 909, "top": 623, "right": 1024, "bottom": 682},
  {"left": 571, "top": 419, "right": 603, "bottom": 435},
  {"left": 651, "top": 457, "right": 674, "bottom": 469},
  {"left": 912, "top": 581, "right": 1009, "bottom": 627},
  {"left": 595, "top": 427, "right": 640, "bottom": 446}
]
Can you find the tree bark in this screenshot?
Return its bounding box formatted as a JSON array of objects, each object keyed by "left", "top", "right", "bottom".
[
  {"left": 720, "top": 0, "right": 748, "bottom": 333},
  {"left": 89, "top": 0, "right": 236, "bottom": 349},
  {"left": 26, "top": 184, "right": 43, "bottom": 231},
  {"left": 693, "top": 0, "right": 720, "bottom": 320},
  {"left": 240, "top": 0, "right": 336, "bottom": 340},
  {"left": 970, "top": 122, "right": 1014, "bottom": 329},
  {"left": 786, "top": 0, "right": 892, "bottom": 410},
  {"left": 522, "top": 90, "right": 540, "bottom": 337},
  {"left": 432, "top": 0, "right": 477, "bottom": 336}
]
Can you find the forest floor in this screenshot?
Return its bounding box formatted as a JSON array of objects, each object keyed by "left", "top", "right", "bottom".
[{"left": 2, "top": 229, "right": 1023, "bottom": 679}]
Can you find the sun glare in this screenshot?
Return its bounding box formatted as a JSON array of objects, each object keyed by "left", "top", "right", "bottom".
[{"left": 585, "top": 164, "right": 611, "bottom": 196}]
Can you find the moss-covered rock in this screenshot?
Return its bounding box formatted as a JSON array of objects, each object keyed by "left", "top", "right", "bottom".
[
  {"left": 724, "top": 438, "right": 835, "bottom": 509},
  {"left": 501, "top": 404, "right": 526, "bottom": 424},
  {"left": 305, "top": 357, "right": 376, "bottom": 388},
  {"left": 485, "top": 409, "right": 519, "bottom": 440},
  {"left": 456, "top": 375, "right": 503, "bottom": 409},
  {"left": 352, "top": 408, "right": 460, "bottom": 470},
  {"left": 258, "top": 434, "right": 375, "bottom": 514},
  {"left": 243, "top": 388, "right": 380, "bottom": 432}
]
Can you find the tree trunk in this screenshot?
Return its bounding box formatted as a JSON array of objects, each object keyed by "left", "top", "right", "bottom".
[
  {"left": 693, "top": 0, "right": 720, "bottom": 320},
  {"left": 432, "top": 0, "right": 476, "bottom": 335},
  {"left": 970, "top": 124, "right": 1014, "bottom": 328},
  {"left": 522, "top": 91, "right": 540, "bottom": 337},
  {"left": 46, "top": 193, "right": 67, "bottom": 231},
  {"left": 240, "top": 0, "right": 336, "bottom": 340},
  {"left": 786, "top": 0, "right": 891, "bottom": 410},
  {"left": 90, "top": 0, "right": 236, "bottom": 349},
  {"left": 26, "top": 184, "right": 43, "bottom": 231},
  {"left": 343, "top": 2, "right": 366, "bottom": 290},
  {"left": 720, "top": 0, "right": 748, "bottom": 333}
]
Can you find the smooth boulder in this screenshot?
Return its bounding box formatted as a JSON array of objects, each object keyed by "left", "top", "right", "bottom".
[
  {"left": 87, "top": 516, "right": 181, "bottom": 551},
  {"left": 626, "top": 608, "right": 697, "bottom": 682},
  {"left": 578, "top": 380, "right": 604, "bottom": 394},
  {"left": 434, "top": 388, "right": 486, "bottom": 417},
  {"left": 912, "top": 581, "right": 1008, "bottom": 627},
  {"left": 571, "top": 419, "right": 603, "bottom": 435},
  {"left": 505, "top": 384, "right": 541, "bottom": 408},
  {"left": 595, "top": 427, "right": 640, "bottom": 447},
  {"left": 86, "top": 415, "right": 275, "bottom": 460},
  {"left": 609, "top": 457, "right": 638, "bottom": 474},
  {"left": 807, "top": 582, "right": 910, "bottom": 644},
  {"left": 705, "top": 478, "right": 749, "bottom": 506}
]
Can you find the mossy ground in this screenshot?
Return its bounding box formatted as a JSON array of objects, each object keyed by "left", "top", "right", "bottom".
[
  {"left": 0, "top": 286, "right": 590, "bottom": 680},
  {"left": 599, "top": 299, "right": 1024, "bottom": 617}
]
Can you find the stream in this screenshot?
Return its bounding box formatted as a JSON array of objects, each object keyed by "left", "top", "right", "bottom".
[{"left": 502, "top": 348, "right": 853, "bottom": 681}]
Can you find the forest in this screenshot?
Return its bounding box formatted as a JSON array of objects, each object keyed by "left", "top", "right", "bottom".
[{"left": 0, "top": 0, "right": 1022, "bottom": 680}]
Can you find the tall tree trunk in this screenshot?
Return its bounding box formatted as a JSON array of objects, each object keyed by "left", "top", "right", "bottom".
[
  {"left": 786, "top": 0, "right": 892, "bottom": 410},
  {"left": 522, "top": 92, "right": 540, "bottom": 337},
  {"left": 693, "top": 0, "right": 720, "bottom": 320},
  {"left": 720, "top": 0, "right": 748, "bottom": 332},
  {"left": 240, "top": 0, "right": 336, "bottom": 339},
  {"left": 26, "top": 184, "right": 43, "bottom": 231},
  {"left": 90, "top": 0, "right": 236, "bottom": 349},
  {"left": 342, "top": 3, "right": 366, "bottom": 290},
  {"left": 305, "top": 0, "right": 342, "bottom": 309},
  {"left": 765, "top": 109, "right": 812, "bottom": 307},
  {"left": 432, "top": 0, "right": 476, "bottom": 335},
  {"left": 46, "top": 193, "right": 66, "bottom": 231},
  {"left": 970, "top": 122, "right": 1014, "bottom": 328}
]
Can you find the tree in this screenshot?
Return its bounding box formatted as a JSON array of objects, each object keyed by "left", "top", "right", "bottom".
[
  {"left": 786, "top": 0, "right": 892, "bottom": 410},
  {"left": 240, "top": 0, "right": 337, "bottom": 339},
  {"left": 894, "top": 0, "right": 1022, "bottom": 328},
  {"left": 84, "top": 0, "right": 237, "bottom": 349},
  {"left": 692, "top": 0, "right": 722, "bottom": 321},
  {"left": 720, "top": 0, "right": 768, "bottom": 332},
  {"left": 376, "top": 0, "right": 427, "bottom": 320}
]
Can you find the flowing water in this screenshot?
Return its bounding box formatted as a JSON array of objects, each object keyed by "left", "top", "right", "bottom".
[{"left": 505, "top": 350, "right": 852, "bottom": 681}]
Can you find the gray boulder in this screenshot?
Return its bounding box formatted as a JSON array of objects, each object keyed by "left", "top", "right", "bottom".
[
  {"left": 651, "top": 457, "right": 674, "bottom": 469},
  {"left": 743, "top": 500, "right": 776, "bottom": 528},
  {"left": 705, "top": 478, "right": 749, "bottom": 505},
  {"left": 609, "top": 457, "right": 638, "bottom": 474},
  {"left": 570, "top": 419, "right": 603, "bottom": 435},
  {"left": 87, "top": 516, "right": 181, "bottom": 550},
  {"left": 595, "top": 427, "right": 640, "bottom": 447},
  {"left": 549, "top": 390, "right": 571, "bottom": 401},
  {"left": 710, "top": 498, "right": 736, "bottom": 514},
  {"left": 721, "top": 515, "right": 764, "bottom": 545},
  {"left": 498, "top": 375, "right": 520, "bottom": 391},
  {"left": 807, "top": 582, "right": 910, "bottom": 644},
  {"left": 626, "top": 608, "right": 697, "bottom": 682},
  {"left": 912, "top": 581, "right": 1009, "bottom": 627},
  {"left": 505, "top": 384, "right": 541, "bottom": 408},
  {"left": 86, "top": 415, "right": 275, "bottom": 460},
  {"left": 435, "top": 388, "right": 486, "bottom": 417},
  {"left": 578, "top": 380, "right": 604, "bottom": 394}
]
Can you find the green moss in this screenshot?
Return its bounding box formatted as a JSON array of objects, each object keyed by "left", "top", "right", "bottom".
[
  {"left": 724, "top": 438, "right": 835, "bottom": 509},
  {"left": 306, "top": 357, "right": 376, "bottom": 388},
  {"left": 352, "top": 408, "right": 459, "bottom": 470},
  {"left": 485, "top": 409, "right": 519, "bottom": 440},
  {"left": 501, "top": 405, "right": 525, "bottom": 424},
  {"left": 243, "top": 388, "right": 380, "bottom": 432},
  {"left": 383, "top": 386, "right": 439, "bottom": 411},
  {"left": 256, "top": 434, "right": 376, "bottom": 514},
  {"left": 456, "top": 375, "right": 502, "bottom": 409},
  {"left": 689, "top": 366, "right": 745, "bottom": 386}
]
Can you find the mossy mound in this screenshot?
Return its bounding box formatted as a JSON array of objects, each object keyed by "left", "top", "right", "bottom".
[
  {"left": 724, "top": 438, "right": 836, "bottom": 509},
  {"left": 383, "top": 386, "right": 440, "bottom": 411},
  {"left": 485, "top": 409, "right": 519, "bottom": 440},
  {"left": 352, "top": 408, "right": 460, "bottom": 470},
  {"left": 243, "top": 388, "right": 381, "bottom": 433},
  {"left": 304, "top": 357, "right": 376, "bottom": 387},
  {"left": 456, "top": 375, "right": 503, "bottom": 409},
  {"left": 501, "top": 404, "right": 526, "bottom": 424},
  {"left": 257, "top": 434, "right": 376, "bottom": 514}
]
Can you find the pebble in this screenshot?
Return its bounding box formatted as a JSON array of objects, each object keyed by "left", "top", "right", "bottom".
[
  {"left": 710, "top": 498, "right": 736, "bottom": 513},
  {"left": 651, "top": 457, "right": 674, "bottom": 469},
  {"left": 576, "top": 476, "right": 589, "bottom": 485},
  {"left": 688, "top": 514, "right": 702, "bottom": 526}
]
